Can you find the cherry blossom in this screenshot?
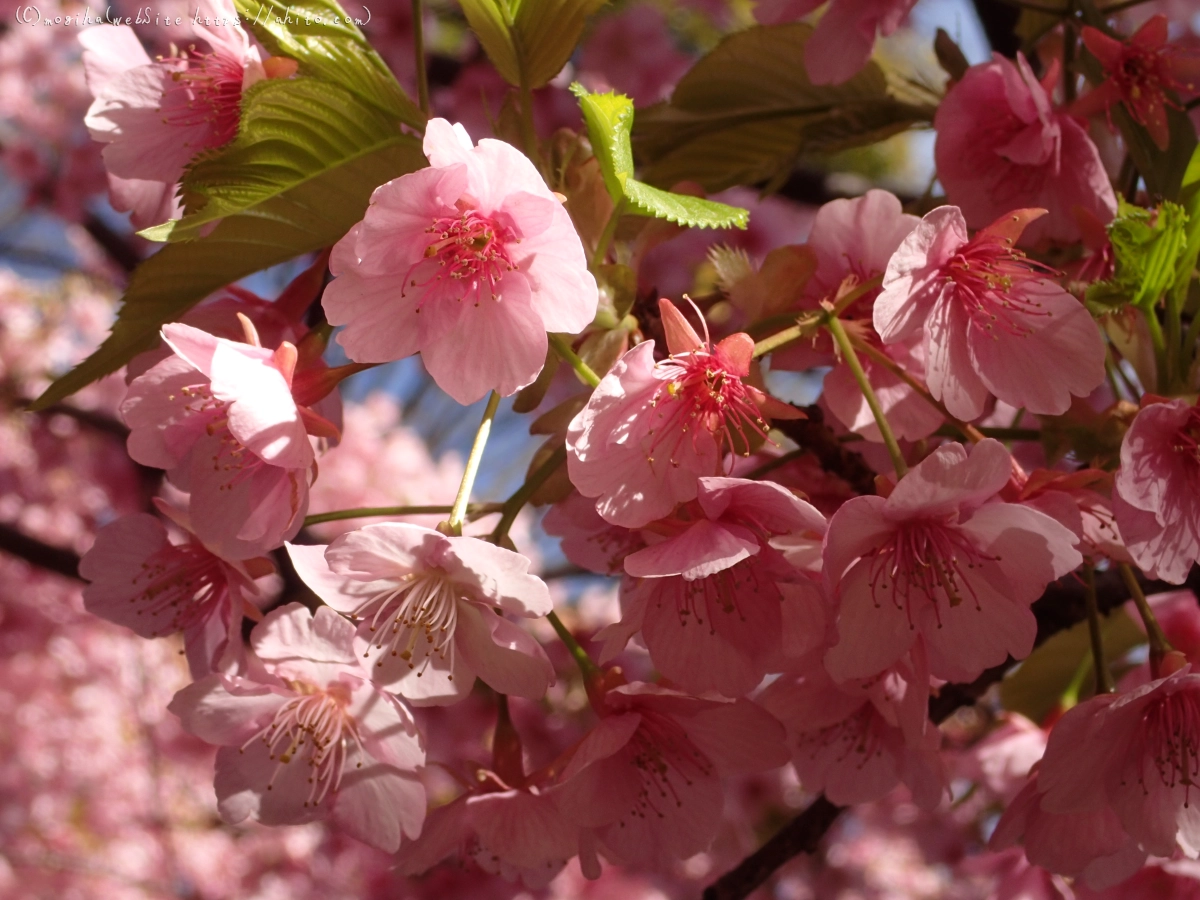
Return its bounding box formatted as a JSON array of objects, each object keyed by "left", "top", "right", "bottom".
[
  {"left": 1071, "top": 15, "right": 1200, "bottom": 150},
  {"left": 169, "top": 603, "right": 426, "bottom": 852},
  {"left": 78, "top": 0, "right": 290, "bottom": 227},
  {"left": 322, "top": 118, "right": 598, "bottom": 404},
  {"left": 554, "top": 680, "right": 788, "bottom": 870},
  {"left": 1113, "top": 398, "right": 1200, "bottom": 584},
  {"left": 1009, "top": 666, "right": 1200, "bottom": 881},
  {"left": 769, "top": 189, "right": 940, "bottom": 442},
  {"left": 286, "top": 523, "right": 554, "bottom": 705},
  {"left": 596, "top": 476, "right": 828, "bottom": 696},
  {"left": 823, "top": 439, "right": 1082, "bottom": 682},
  {"left": 79, "top": 507, "right": 272, "bottom": 678},
  {"left": 755, "top": 0, "right": 919, "bottom": 86},
  {"left": 935, "top": 53, "right": 1117, "bottom": 246},
  {"left": 758, "top": 649, "right": 945, "bottom": 808},
  {"left": 120, "top": 321, "right": 322, "bottom": 558},
  {"left": 875, "top": 206, "right": 1108, "bottom": 420},
  {"left": 567, "top": 299, "right": 802, "bottom": 527}
]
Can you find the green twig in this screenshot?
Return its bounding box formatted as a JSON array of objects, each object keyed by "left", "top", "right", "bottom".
[
  {"left": 1084, "top": 564, "right": 1116, "bottom": 694},
  {"left": 304, "top": 504, "right": 501, "bottom": 527},
  {"left": 850, "top": 335, "right": 985, "bottom": 444},
  {"left": 547, "top": 610, "right": 600, "bottom": 678},
  {"left": 1120, "top": 562, "right": 1173, "bottom": 677},
  {"left": 447, "top": 392, "right": 502, "bottom": 534},
  {"left": 549, "top": 334, "right": 602, "bottom": 387},
  {"left": 826, "top": 317, "right": 907, "bottom": 477},
  {"left": 592, "top": 199, "right": 625, "bottom": 268}
]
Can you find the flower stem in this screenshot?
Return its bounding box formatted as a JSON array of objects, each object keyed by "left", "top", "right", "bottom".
[
  {"left": 547, "top": 610, "right": 600, "bottom": 678},
  {"left": 849, "top": 335, "right": 985, "bottom": 444},
  {"left": 1144, "top": 309, "right": 1170, "bottom": 394},
  {"left": 750, "top": 276, "right": 882, "bottom": 360},
  {"left": 549, "top": 334, "right": 602, "bottom": 388},
  {"left": 446, "top": 392, "right": 502, "bottom": 534},
  {"left": 1084, "top": 564, "right": 1116, "bottom": 694},
  {"left": 592, "top": 199, "right": 625, "bottom": 269},
  {"left": 1120, "top": 563, "right": 1173, "bottom": 677},
  {"left": 305, "top": 504, "right": 502, "bottom": 527},
  {"left": 518, "top": 79, "right": 540, "bottom": 172},
  {"left": 826, "top": 317, "right": 907, "bottom": 477},
  {"left": 411, "top": 0, "right": 429, "bottom": 116},
  {"left": 491, "top": 445, "right": 567, "bottom": 545}
]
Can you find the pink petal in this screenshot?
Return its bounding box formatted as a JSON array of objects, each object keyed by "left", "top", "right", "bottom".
[
  {"left": 454, "top": 603, "right": 554, "bottom": 699},
  {"left": 168, "top": 674, "right": 286, "bottom": 745},
  {"left": 420, "top": 274, "right": 549, "bottom": 403},
  {"left": 886, "top": 439, "right": 1012, "bottom": 519},
  {"left": 624, "top": 519, "right": 760, "bottom": 580}
]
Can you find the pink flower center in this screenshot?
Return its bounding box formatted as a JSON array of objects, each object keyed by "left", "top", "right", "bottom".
[
  {"left": 623, "top": 712, "right": 713, "bottom": 820},
  {"left": 943, "top": 239, "right": 1057, "bottom": 337},
  {"left": 1172, "top": 408, "right": 1200, "bottom": 466},
  {"left": 662, "top": 556, "right": 779, "bottom": 632},
  {"left": 1107, "top": 44, "right": 1187, "bottom": 122},
  {"left": 645, "top": 351, "right": 768, "bottom": 466},
  {"left": 243, "top": 682, "right": 366, "bottom": 807},
  {"left": 1135, "top": 689, "right": 1200, "bottom": 803},
  {"left": 130, "top": 542, "right": 230, "bottom": 635},
  {"left": 405, "top": 211, "right": 517, "bottom": 307},
  {"left": 160, "top": 48, "right": 245, "bottom": 148},
  {"left": 868, "top": 519, "right": 998, "bottom": 627},
  {"left": 801, "top": 705, "right": 884, "bottom": 770},
  {"left": 349, "top": 572, "right": 461, "bottom": 677}
]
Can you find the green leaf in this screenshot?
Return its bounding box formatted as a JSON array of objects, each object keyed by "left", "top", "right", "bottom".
[
  {"left": 33, "top": 1, "right": 430, "bottom": 409},
  {"left": 623, "top": 178, "right": 748, "bottom": 228},
  {"left": 235, "top": 0, "right": 422, "bottom": 125},
  {"left": 1001, "top": 607, "right": 1144, "bottom": 724},
  {"left": 461, "top": 0, "right": 608, "bottom": 89},
  {"left": 632, "top": 23, "right": 940, "bottom": 193},
  {"left": 570, "top": 84, "right": 748, "bottom": 229},
  {"left": 1085, "top": 198, "right": 1189, "bottom": 313},
  {"left": 33, "top": 130, "right": 424, "bottom": 410},
  {"left": 143, "top": 77, "right": 423, "bottom": 242},
  {"left": 570, "top": 85, "right": 634, "bottom": 200},
  {"left": 459, "top": 0, "right": 520, "bottom": 85}
]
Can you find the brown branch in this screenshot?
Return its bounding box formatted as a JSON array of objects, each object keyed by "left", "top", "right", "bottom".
[
  {"left": 772, "top": 406, "right": 878, "bottom": 497},
  {"left": 0, "top": 522, "right": 82, "bottom": 581},
  {"left": 702, "top": 797, "right": 843, "bottom": 900}
]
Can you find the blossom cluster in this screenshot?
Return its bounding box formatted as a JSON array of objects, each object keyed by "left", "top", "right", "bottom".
[{"left": 9, "top": 0, "right": 1200, "bottom": 896}]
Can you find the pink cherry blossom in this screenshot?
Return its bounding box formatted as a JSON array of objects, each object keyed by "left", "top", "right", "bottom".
[
  {"left": 397, "top": 769, "right": 580, "bottom": 887},
  {"left": 120, "top": 322, "right": 318, "bottom": 558},
  {"left": 286, "top": 523, "right": 554, "bottom": 705},
  {"left": 79, "top": 508, "right": 272, "bottom": 678},
  {"left": 78, "top": 1, "right": 279, "bottom": 227},
  {"left": 758, "top": 649, "right": 945, "bottom": 808},
  {"left": 875, "top": 206, "right": 1108, "bottom": 421},
  {"left": 1113, "top": 398, "right": 1200, "bottom": 584},
  {"left": 554, "top": 681, "right": 787, "bottom": 870},
  {"left": 770, "top": 190, "right": 940, "bottom": 442},
  {"left": 1020, "top": 469, "right": 1128, "bottom": 564},
  {"left": 322, "top": 118, "right": 598, "bottom": 404},
  {"left": 596, "top": 476, "right": 828, "bottom": 697},
  {"left": 168, "top": 603, "right": 426, "bottom": 852},
  {"left": 1069, "top": 16, "right": 1200, "bottom": 151},
  {"left": 567, "top": 300, "right": 802, "bottom": 527},
  {"left": 823, "top": 439, "right": 1082, "bottom": 683},
  {"left": 755, "top": 0, "right": 918, "bottom": 86},
  {"left": 990, "top": 766, "right": 1148, "bottom": 889},
  {"left": 934, "top": 53, "right": 1117, "bottom": 246},
  {"left": 1034, "top": 668, "right": 1200, "bottom": 866}
]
